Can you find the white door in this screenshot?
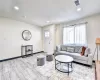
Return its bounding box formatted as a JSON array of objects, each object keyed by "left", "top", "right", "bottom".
[{"left": 43, "top": 30, "right": 53, "bottom": 54}]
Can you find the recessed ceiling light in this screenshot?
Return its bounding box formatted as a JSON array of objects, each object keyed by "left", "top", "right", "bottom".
[
  {"left": 14, "top": 6, "right": 19, "bottom": 10},
  {"left": 77, "top": 7, "right": 81, "bottom": 11},
  {"left": 24, "top": 16, "right": 26, "bottom": 18},
  {"left": 22, "top": 16, "right": 26, "bottom": 18},
  {"left": 46, "top": 21, "right": 50, "bottom": 23}
]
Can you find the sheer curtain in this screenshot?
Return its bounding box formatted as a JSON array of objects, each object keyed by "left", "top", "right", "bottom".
[
  {"left": 63, "top": 24, "right": 87, "bottom": 45},
  {"left": 75, "top": 24, "right": 86, "bottom": 45},
  {"left": 63, "top": 26, "right": 74, "bottom": 44}
]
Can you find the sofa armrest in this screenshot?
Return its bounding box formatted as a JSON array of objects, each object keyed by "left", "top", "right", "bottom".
[
  {"left": 87, "top": 53, "right": 93, "bottom": 65},
  {"left": 88, "top": 53, "right": 93, "bottom": 58},
  {"left": 56, "top": 45, "right": 61, "bottom": 52}
]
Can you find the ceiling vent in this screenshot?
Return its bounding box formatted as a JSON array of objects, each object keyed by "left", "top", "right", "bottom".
[{"left": 74, "top": 0, "right": 80, "bottom": 6}]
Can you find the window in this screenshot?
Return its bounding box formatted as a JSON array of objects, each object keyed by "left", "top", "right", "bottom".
[
  {"left": 44, "top": 31, "right": 50, "bottom": 38},
  {"left": 63, "top": 24, "right": 87, "bottom": 45}
]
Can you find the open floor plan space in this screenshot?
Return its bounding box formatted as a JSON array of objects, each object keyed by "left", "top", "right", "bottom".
[
  {"left": 0, "top": 0, "right": 100, "bottom": 80},
  {"left": 0, "top": 53, "right": 95, "bottom": 80}
]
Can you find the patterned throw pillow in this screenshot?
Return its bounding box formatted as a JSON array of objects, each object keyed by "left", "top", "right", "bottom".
[
  {"left": 67, "top": 46, "right": 75, "bottom": 53},
  {"left": 78, "top": 47, "right": 82, "bottom": 53},
  {"left": 74, "top": 46, "right": 82, "bottom": 53},
  {"left": 61, "top": 46, "right": 67, "bottom": 51}
]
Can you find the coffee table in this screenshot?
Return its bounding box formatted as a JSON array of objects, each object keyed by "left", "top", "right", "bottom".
[{"left": 55, "top": 55, "right": 74, "bottom": 75}]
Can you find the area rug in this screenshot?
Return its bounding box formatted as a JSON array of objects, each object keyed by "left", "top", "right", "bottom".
[{"left": 32, "top": 54, "right": 95, "bottom": 80}]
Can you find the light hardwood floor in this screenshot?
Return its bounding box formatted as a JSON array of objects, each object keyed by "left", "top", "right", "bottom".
[
  {"left": 0, "top": 53, "right": 48, "bottom": 80},
  {"left": 0, "top": 53, "right": 95, "bottom": 80}
]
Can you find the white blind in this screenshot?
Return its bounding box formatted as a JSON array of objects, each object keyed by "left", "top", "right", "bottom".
[{"left": 63, "top": 24, "right": 87, "bottom": 45}]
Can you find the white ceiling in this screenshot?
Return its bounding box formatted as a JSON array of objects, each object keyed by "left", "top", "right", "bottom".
[{"left": 0, "top": 0, "right": 100, "bottom": 27}]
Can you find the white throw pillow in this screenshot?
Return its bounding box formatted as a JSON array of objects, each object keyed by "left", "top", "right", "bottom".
[{"left": 84, "top": 48, "right": 90, "bottom": 56}]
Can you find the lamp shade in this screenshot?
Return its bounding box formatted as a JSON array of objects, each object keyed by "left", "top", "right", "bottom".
[{"left": 96, "top": 38, "right": 100, "bottom": 45}]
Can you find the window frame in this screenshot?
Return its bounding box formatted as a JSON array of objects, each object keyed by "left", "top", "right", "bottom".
[
  {"left": 63, "top": 23, "right": 87, "bottom": 45},
  {"left": 44, "top": 30, "right": 50, "bottom": 38}
]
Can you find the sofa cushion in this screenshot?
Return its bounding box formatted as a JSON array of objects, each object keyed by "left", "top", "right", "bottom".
[
  {"left": 61, "top": 45, "right": 67, "bottom": 51},
  {"left": 74, "top": 46, "right": 82, "bottom": 53},
  {"left": 58, "top": 51, "right": 69, "bottom": 55},
  {"left": 67, "top": 46, "right": 75, "bottom": 53},
  {"left": 56, "top": 45, "right": 61, "bottom": 52},
  {"left": 78, "top": 47, "right": 82, "bottom": 53},
  {"left": 57, "top": 51, "right": 88, "bottom": 61},
  {"left": 66, "top": 52, "right": 80, "bottom": 58},
  {"left": 65, "top": 52, "right": 88, "bottom": 61},
  {"left": 75, "top": 55, "right": 88, "bottom": 61},
  {"left": 58, "top": 51, "right": 80, "bottom": 57},
  {"left": 59, "top": 51, "right": 88, "bottom": 61}
]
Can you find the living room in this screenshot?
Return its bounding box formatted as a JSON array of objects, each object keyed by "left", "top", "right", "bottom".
[{"left": 0, "top": 0, "right": 100, "bottom": 80}]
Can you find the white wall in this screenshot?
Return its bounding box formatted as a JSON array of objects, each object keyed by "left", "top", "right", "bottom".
[
  {"left": 42, "top": 25, "right": 55, "bottom": 54},
  {"left": 55, "top": 13, "right": 100, "bottom": 60},
  {"left": 0, "top": 18, "right": 42, "bottom": 60}
]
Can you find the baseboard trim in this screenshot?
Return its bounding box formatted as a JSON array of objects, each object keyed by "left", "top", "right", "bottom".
[
  {"left": 73, "top": 61, "right": 92, "bottom": 67},
  {"left": 21, "top": 51, "right": 44, "bottom": 58},
  {"left": 0, "top": 51, "right": 44, "bottom": 62},
  {"left": 0, "top": 56, "right": 21, "bottom": 62},
  {"left": 34, "top": 51, "right": 44, "bottom": 54}
]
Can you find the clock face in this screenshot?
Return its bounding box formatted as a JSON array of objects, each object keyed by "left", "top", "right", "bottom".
[{"left": 22, "top": 30, "right": 32, "bottom": 41}]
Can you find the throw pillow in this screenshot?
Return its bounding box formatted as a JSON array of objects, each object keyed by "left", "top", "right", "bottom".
[
  {"left": 81, "top": 46, "right": 86, "bottom": 56},
  {"left": 67, "top": 46, "right": 75, "bottom": 53},
  {"left": 84, "top": 48, "right": 90, "bottom": 57},
  {"left": 61, "top": 46, "right": 67, "bottom": 51},
  {"left": 74, "top": 46, "right": 82, "bottom": 53},
  {"left": 78, "top": 47, "right": 82, "bottom": 53},
  {"left": 56, "top": 45, "right": 60, "bottom": 52}
]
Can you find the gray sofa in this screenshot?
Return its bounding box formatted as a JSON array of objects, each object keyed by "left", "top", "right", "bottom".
[{"left": 55, "top": 45, "right": 93, "bottom": 66}]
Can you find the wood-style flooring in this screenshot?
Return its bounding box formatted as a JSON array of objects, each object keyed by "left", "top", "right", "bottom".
[
  {"left": 0, "top": 53, "right": 95, "bottom": 80},
  {"left": 0, "top": 53, "right": 48, "bottom": 80}
]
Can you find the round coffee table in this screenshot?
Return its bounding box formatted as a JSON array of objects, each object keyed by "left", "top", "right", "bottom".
[{"left": 55, "top": 55, "right": 74, "bottom": 75}]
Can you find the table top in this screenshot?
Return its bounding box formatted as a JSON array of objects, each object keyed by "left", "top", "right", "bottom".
[{"left": 55, "top": 55, "right": 73, "bottom": 63}]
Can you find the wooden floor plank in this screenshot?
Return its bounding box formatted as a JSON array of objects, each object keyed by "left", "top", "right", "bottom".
[
  {"left": 10, "top": 59, "right": 27, "bottom": 80},
  {"left": 0, "top": 53, "right": 94, "bottom": 80},
  {"left": 0, "top": 54, "right": 48, "bottom": 80}
]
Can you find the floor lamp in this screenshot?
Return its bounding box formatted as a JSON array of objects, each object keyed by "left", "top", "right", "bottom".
[{"left": 95, "top": 38, "right": 100, "bottom": 61}]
